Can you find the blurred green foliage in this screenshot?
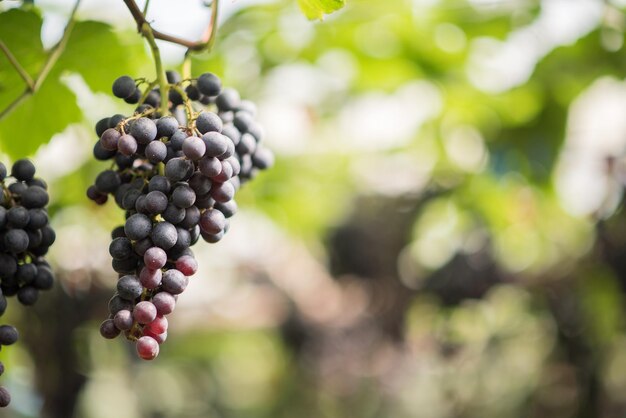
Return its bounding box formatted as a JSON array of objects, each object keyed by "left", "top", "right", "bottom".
[{"left": 2, "top": 0, "right": 626, "bottom": 417}]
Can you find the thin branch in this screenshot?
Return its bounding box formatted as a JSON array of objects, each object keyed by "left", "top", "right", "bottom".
[
  {"left": 182, "top": 0, "right": 219, "bottom": 78},
  {"left": 0, "top": 0, "right": 81, "bottom": 121},
  {"left": 0, "top": 41, "right": 34, "bottom": 90},
  {"left": 33, "top": 0, "right": 81, "bottom": 91},
  {"left": 140, "top": 22, "right": 169, "bottom": 115},
  {"left": 0, "top": 91, "right": 29, "bottom": 121},
  {"left": 123, "top": 0, "right": 219, "bottom": 52},
  {"left": 205, "top": 0, "right": 220, "bottom": 52},
  {"left": 142, "top": 0, "right": 151, "bottom": 15}
]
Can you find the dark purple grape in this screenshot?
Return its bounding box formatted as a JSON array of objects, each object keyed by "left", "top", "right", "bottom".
[
  {"left": 118, "top": 134, "right": 138, "bottom": 156},
  {"left": 130, "top": 117, "right": 157, "bottom": 144},
  {"left": 161, "top": 269, "right": 188, "bottom": 295},
  {"left": 182, "top": 136, "right": 206, "bottom": 160},
  {"left": 112, "top": 76, "right": 136, "bottom": 99},
  {"left": 197, "top": 72, "right": 221, "bottom": 96},
  {"left": 144, "top": 247, "right": 167, "bottom": 270},
  {"left": 199, "top": 209, "right": 226, "bottom": 234},
  {"left": 199, "top": 156, "right": 222, "bottom": 177}
]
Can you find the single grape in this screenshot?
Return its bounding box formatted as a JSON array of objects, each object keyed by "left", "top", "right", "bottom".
[
  {"left": 210, "top": 181, "right": 235, "bottom": 203},
  {"left": 114, "top": 309, "right": 134, "bottom": 331},
  {"left": 95, "top": 118, "right": 111, "bottom": 136},
  {"left": 162, "top": 203, "right": 186, "bottom": 224},
  {"left": 188, "top": 172, "right": 212, "bottom": 195},
  {"left": 0, "top": 325, "right": 18, "bottom": 345},
  {"left": 185, "top": 85, "right": 200, "bottom": 101},
  {"left": 118, "top": 134, "right": 138, "bottom": 156},
  {"left": 17, "top": 286, "right": 38, "bottom": 305},
  {"left": 252, "top": 147, "right": 275, "bottom": 169},
  {"left": 7, "top": 207, "right": 30, "bottom": 228},
  {"left": 117, "top": 275, "right": 143, "bottom": 301},
  {"left": 4, "top": 229, "right": 29, "bottom": 253},
  {"left": 197, "top": 72, "right": 222, "bottom": 96},
  {"left": 166, "top": 70, "right": 181, "bottom": 84},
  {"left": 182, "top": 136, "right": 206, "bottom": 160},
  {"left": 0, "top": 386, "right": 11, "bottom": 407},
  {"left": 199, "top": 156, "right": 222, "bottom": 178},
  {"left": 215, "top": 88, "right": 241, "bottom": 111},
  {"left": 125, "top": 214, "right": 152, "bottom": 241},
  {"left": 21, "top": 186, "right": 49, "bottom": 209},
  {"left": 11, "top": 159, "right": 36, "bottom": 181},
  {"left": 179, "top": 206, "right": 201, "bottom": 230},
  {"left": 144, "top": 247, "right": 167, "bottom": 270},
  {"left": 161, "top": 269, "right": 188, "bottom": 295},
  {"left": 171, "top": 185, "right": 196, "bottom": 208},
  {"left": 139, "top": 267, "right": 162, "bottom": 289},
  {"left": 100, "top": 319, "right": 121, "bottom": 339},
  {"left": 201, "top": 132, "right": 229, "bottom": 158},
  {"left": 133, "top": 301, "right": 157, "bottom": 324},
  {"left": 157, "top": 116, "right": 179, "bottom": 138},
  {"left": 196, "top": 111, "right": 223, "bottom": 134},
  {"left": 33, "top": 265, "right": 54, "bottom": 290},
  {"left": 199, "top": 208, "right": 226, "bottom": 235},
  {"left": 215, "top": 200, "right": 238, "bottom": 218},
  {"left": 112, "top": 75, "right": 136, "bottom": 99},
  {"left": 130, "top": 117, "right": 157, "bottom": 144},
  {"left": 221, "top": 124, "right": 241, "bottom": 145},
  {"left": 95, "top": 170, "right": 121, "bottom": 194},
  {"left": 237, "top": 133, "right": 257, "bottom": 155},
  {"left": 136, "top": 336, "right": 159, "bottom": 360},
  {"left": 165, "top": 158, "right": 193, "bottom": 182},
  {"left": 148, "top": 175, "right": 171, "bottom": 194},
  {"left": 124, "top": 88, "right": 141, "bottom": 104},
  {"left": 100, "top": 128, "right": 121, "bottom": 151},
  {"left": 152, "top": 291, "right": 176, "bottom": 315},
  {"left": 146, "top": 140, "right": 167, "bottom": 163},
  {"left": 151, "top": 222, "right": 178, "bottom": 250},
  {"left": 145, "top": 315, "right": 168, "bottom": 335},
  {"left": 145, "top": 191, "right": 168, "bottom": 215},
  {"left": 176, "top": 255, "right": 198, "bottom": 276}
]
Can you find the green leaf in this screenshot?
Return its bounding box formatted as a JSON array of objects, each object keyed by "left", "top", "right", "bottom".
[
  {"left": 0, "top": 8, "right": 147, "bottom": 158},
  {"left": 0, "top": 8, "right": 81, "bottom": 158},
  {"left": 59, "top": 21, "right": 148, "bottom": 93},
  {"left": 0, "top": 76, "right": 81, "bottom": 158},
  {"left": 297, "top": 0, "right": 346, "bottom": 20}
]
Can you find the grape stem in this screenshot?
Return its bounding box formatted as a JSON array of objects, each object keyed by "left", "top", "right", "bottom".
[
  {"left": 139, "top": 22, "right": 169, "bottom": 115},
  {"left": 123, "top": 0, "right": 220, "bottom": 52},
  {"left": 0, "top": 0, "right": 82, "bottom": 121}
]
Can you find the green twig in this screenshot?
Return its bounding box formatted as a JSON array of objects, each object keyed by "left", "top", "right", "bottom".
[
  {"left": 142, "top": 0, "right": 151, "bottom": 15},
  {"left": 140, "top": 22, "right": 169, "bottom": 115},
  {"left": 0, "top": 41, "right": 34, "bottom": 89}
]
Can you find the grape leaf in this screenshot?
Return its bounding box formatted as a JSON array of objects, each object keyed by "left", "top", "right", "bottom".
[
  {"left": 297, "top": 0, "right": 346, "bottom": 20},
  {"left": 59, "top": 21, "right": 148, "bottom": 94},
  {"left": 0, "top": 8, "right": 79, "bottom": 158},
  {"left": 0, "top": 8, "right": 146, "bottom": 158}
]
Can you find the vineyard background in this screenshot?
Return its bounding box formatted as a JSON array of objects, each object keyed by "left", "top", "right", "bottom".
[{"left": 2, "top": 0, "right": 626, "bottom": 417}]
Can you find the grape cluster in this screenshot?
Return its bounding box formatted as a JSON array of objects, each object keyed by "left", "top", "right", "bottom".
[
  {"left": 89, "top": 71, "right": 273, "bottom": 360},
  {"left": 0, "top": 159, "right": 55, "bottom": 406}
]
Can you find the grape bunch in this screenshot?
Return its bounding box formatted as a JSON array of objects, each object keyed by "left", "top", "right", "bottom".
[
  {"left": 0, "top": 159, "right": 56, "bottom": 406},
  {"left": 89, "top": 70, "right": 273, "bottom": 360}
]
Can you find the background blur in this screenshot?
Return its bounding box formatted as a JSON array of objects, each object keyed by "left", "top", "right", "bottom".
[{"left": 2, "top": 0, "right": 626, "bottom": 417}]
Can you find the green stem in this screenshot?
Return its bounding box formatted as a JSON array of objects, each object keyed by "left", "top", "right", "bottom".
[
  {"left": 170, "top": 85, "right": 194, "bottom": 125},
  {"left": 142, "top": 0, "right": 151, "bottom": 15},
  {"left": 140, "top": 22, "right": 169, "bottom": 115},
  {"left": 0, "top": 41, "right": 34, "bottom": 89}
]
